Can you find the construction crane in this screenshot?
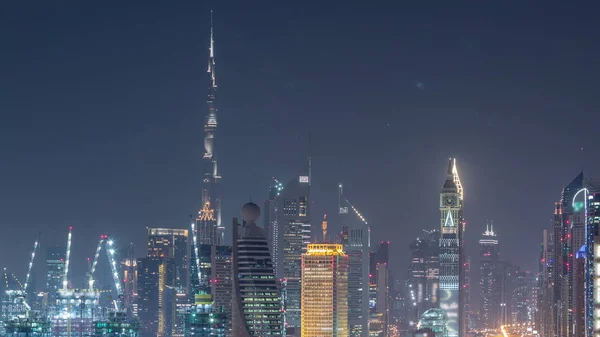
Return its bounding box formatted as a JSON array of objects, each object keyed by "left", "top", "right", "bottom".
[
  {"left": 88, "top": 235, "right": 107, "bottom": 291},
  {"left": 62, "top": 226, "right": 73, "bottom": 290},
  {"left": 106, "top": 238, "right": 123, "bottom": 311},
  {"left": 23, "top": 236, "right": 39, "bottom": 296}
]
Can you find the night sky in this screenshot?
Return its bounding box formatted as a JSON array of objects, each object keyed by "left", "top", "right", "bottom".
[{"left": 1, "top": 1, "right": 599, "bottom": 298}]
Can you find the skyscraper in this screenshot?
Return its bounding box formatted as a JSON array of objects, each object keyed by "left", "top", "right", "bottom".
[
  {"left": 137, "top": 256, "right": 176, "bottom": 337},
  {"left": 586, "top": 191, "right": 600, "bottom": 337},
  {"left": 438, "top": 158, "right": 464, "bottom": 337},
  {"left": 407, "top": 230, "right": 440, "bottom": 325},
  {"left": 479, "top": 222, "right": 499, "bottom": 329},
  {"left": 339, "top": 183, "right": 370, "bottom": 337},
  {"left": 273, "top": 168, "right": 311, "bottom": 330},
  {"left": 211, "top": 245, "right": 233, "bottom": 336},
  {"left": 550, "top": 172, "right": 584, "bottom": 337},
  {"left": 265, "top": 178, "right": 283, "bottom": 253},
  {"left": 201, "top": 10, "right": 224, "bottom": 246},
  {"left": 45, "top": 246, "right": 66, "bottom": 302},
  {"left": 301, "top": 244, "right": 349, "bottom": 337},
  {"left": 536, "top": 228, "right": 554, "bottom": 337},
  {"left": 232, "top": 203, "right": 283, "bottom": 336},
  {"left": 147, "top": 228, "right": 189, "bottom": 295},
  {"left": 375, "top": 262, "right": 389, "bottom": 336}
]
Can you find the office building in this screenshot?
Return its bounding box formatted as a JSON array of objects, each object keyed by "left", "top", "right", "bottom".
[
  {"left": 338, "top": 183, "right": 371, "bottom": 337},
  {"left": 407, "top": 230, "right": 439, "bottom": 325},
  {"left": 416, "top": 309, "right": 448, "bottom": 337},
  {"left": 536, "top": 229, "right": 554, "bottom": 337},
  {"left": 147, "top": 228, "right": 189, "bottom": 294},
  {"left": 137, "top": 256, "right": 176, "bottom": 337},
  {"left": 45, "top": 246, "right": 66, "bottom": 302},
  {"left": 183, "top": 294, "right": 226, "bottom": 337},
  {"left": 438, "top": 158, "right": 464, "bottom": 337},
  {"left": 301, "top": 244, "right": 348, "bottom": 337},
  {"left": 375, "top": 263, "right": 389, "bottom": 336},
  {"left": 147, "top": 228, "right": 189, "bottom": 336},
  {"left": 273, "top": 169, "right": 311, "bottom": 330},
  {"left": 265, "top": 178, "right": 283, "bottom": 253},
  {"left": 232, "top": 203, "right": 283, "bottom": 336},
  {"left": 479, "top": 222, "right": 499, "bottom": 329},
  {"left": 587, "top": 192, "right": 600, "bottom": 337}
]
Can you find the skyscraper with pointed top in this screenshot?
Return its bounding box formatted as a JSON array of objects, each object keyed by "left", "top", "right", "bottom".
[
  {"left": 439, "top": 158, "right": 464, "bottom": 337},
  {"left": 479, "top": 221, "right": 500, "bottom": 329},
  {"left": 200, "top": 10, "right": 224, "bottom": 246}
]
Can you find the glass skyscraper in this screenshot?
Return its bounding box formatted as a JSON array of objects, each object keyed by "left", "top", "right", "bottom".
[
  {"left": 232, "top": 203, "right": 283, "bottom": 336},
  {"left": 438, "top": 158, "right": 464, "bottom": 337},
  {"left": 301, "top": 244, "right": 348, "bottom": 337}
]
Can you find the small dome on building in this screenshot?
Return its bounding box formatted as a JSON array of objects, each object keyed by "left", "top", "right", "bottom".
[{"left": 242, "top": 202, "right": 260, "bottom": 224}]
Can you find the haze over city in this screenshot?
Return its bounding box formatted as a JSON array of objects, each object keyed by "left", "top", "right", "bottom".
[{"left": 0, "top": 2, "right": 599, "bottom": 337}]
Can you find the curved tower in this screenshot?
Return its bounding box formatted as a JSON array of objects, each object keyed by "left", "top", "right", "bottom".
[
  {"left": 232, "top": 203, "right": 283, "bottom": 336},
  {"left": 439, "top": 158, "right": 464, "bottom": 337},
  {"left": 201, "top": 10, "right": 224, "bottom": 245}
]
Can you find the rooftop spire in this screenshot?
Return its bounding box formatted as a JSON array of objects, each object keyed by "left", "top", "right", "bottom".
[
  {"left": 452, "top": 158, "right": 464, "bottom": 200},
  {"left": 207, "top": 10, "right": 216, "bottom": 88}
]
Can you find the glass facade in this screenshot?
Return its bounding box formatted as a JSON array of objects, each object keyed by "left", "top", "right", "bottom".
[{"left": 301, "top": 244, "right": 348, "bottom": 337}]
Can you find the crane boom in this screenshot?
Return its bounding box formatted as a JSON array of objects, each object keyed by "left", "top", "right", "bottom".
[
  {"left": 23, "top": 237, "right": 39, "bottom": 294},
  {"left": 88, "top": 236, "right": 106, "bottom": 290},
  {"left": 106, "top": 238, "right": 122, "bottom": 311},
  {"left": 62, "top": 226, "right": 73, "bottom": 290}
]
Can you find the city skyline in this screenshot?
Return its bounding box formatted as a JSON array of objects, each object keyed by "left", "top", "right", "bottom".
[{"left": 1, "top": 2, "right": 600, "bottom": 324}]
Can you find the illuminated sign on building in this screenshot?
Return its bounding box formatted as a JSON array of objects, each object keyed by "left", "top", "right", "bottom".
[{"left": 299, "top": 176, "right": 309, "bottom": 183}]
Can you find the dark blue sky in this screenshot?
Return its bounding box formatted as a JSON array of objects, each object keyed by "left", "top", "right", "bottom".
[{"left": 1, "top": 1, "right": 599, "bottom": 292}]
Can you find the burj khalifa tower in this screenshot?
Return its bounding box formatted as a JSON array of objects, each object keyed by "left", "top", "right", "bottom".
[{"left": 198, "top": 11, "right": 223, "bottom": 245}]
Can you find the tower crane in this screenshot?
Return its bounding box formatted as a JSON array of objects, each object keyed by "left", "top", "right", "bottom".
[
  {"left": 88, "top": 235, "right": 107, "bottom": 291},
  {"left": 105, "top": 238, "right": 123, "bottom": 311},
  {"left": 62, "top": 226, "right": 73, "bottom": 290},
  {"left": 23, "top": 236, "right": 39, "bottom": 295}
]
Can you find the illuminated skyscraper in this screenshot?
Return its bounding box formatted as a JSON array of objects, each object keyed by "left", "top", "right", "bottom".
[
  {"left": 301, "top": 244, "right": 348, "bottom": 337},
  {"left": 200, "top": 11, "right": 224, "bottom": 246},
  {"left": 536, "top": 229, "right": 554, "bottom": 337},
  {"left": 339, "top": 183, "right": 370, "bottom": 337},
  {"left": 147, "top": 228, "right": 189, "bottom": 295},
  {"left": 549, "top": 172, "right": 584, "bottom": 337},
  {"left": 408, "top": 230, "right": 439, "bottom": 325},
  {"left": 479, "top": 222, "right": 499, "bottom": 329},
  {"left": 45, "top": 246, "right": 66, "bottom": 302},
  {"left": 273, "top": 168, "right": 311, "bottom": 330},
  {"left": 438, "top": 158, "right": 464, "bottom": 337},
  {"left": 137, "top": 256, "right": 175, "bottom": 337},
  {"left": 587, "top": 191, "right": 600, "bottom": 337},
  {"left": 265, "top": 178, "right": 283, "bottom": 266},
  {"left": 232, "top": 203, "right": 283, "bottom": 336}
]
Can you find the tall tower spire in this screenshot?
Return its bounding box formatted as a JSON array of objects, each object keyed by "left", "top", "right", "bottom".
[{"left": 198, "top": 10, "right": 223, "bottom": 247}]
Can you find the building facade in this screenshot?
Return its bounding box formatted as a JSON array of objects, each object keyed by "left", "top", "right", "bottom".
[
  {"left": 45, "top": 246, "right": 66, "bottom": 302},
  {"left": 301, "top": 244, "right": 348, "bottom": 337},
  {"left": 438, "top": 158, "right": 464, "bottom": 337},
  {"left": 479, "top": 222, "right": 500, "bottom": 329},
  {"left": 232, "top": 203, "right": 283, "bottom": 337},
  {"left": 273, "top": 172, "right": 311, "bottom": 331},
  {"left": 136, "top": 256, "right": 176, "bottom": 337},
  {"left": 408, "top": 230, "right": 440, "bottom": 326}
]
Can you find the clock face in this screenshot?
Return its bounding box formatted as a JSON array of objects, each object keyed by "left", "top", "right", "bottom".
[{"left": 445, "top": 196, "right": 454, "bottom": 206}]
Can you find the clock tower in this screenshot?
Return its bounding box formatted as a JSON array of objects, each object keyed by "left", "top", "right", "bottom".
[{"left": 439, "top": 158, "right": 464, "bottom": 337}]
